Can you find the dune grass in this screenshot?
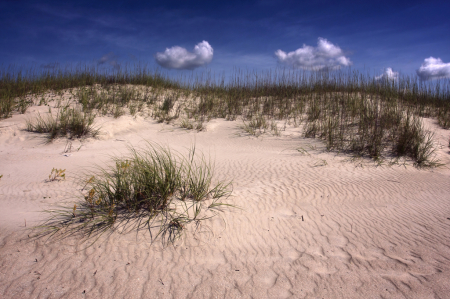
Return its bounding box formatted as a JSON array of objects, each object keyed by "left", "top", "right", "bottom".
[
  {"left": 26, "top": 106, "right": 99, "bottom": 142},
  {"left": 34, "top": 144, "right": 233, "bottom": 246},
  {"left": 2, "top": 64, "right": 449, "bottom": 166}
]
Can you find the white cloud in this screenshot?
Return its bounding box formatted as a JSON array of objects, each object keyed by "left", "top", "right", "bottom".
[
  {"left": 375, "top": 68, "right": 399, "bottom": 81},
  {"left": 416, "top": 57, "right": 450, "bottom": 80},
  {"left": 275, "top": 38, "right": 351, "bottom": 70},
  {"left": 155, "top": 41, "right": 213, "bottom": 70}
]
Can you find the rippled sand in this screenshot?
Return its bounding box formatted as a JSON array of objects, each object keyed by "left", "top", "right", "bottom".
[{"left": 1, "top": 100, "right": 450, "bottom": 298}]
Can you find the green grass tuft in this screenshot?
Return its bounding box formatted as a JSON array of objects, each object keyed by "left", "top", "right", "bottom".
[{"left": 33, "top": 143, "right": 233, "bottom": 246}]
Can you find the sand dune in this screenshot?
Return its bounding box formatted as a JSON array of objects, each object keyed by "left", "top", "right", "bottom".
[{"left": 1, "top": 103, "right": 450, "bottom": 298}]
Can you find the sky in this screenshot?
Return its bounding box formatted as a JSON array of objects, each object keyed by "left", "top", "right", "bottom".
[{"left": 1, "top": 0, "right": 449, "bottom": 81}]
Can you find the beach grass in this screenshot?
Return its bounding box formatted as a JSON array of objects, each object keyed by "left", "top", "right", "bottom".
[
  {"left": 33, "top": 143, "right": 233, "bottom": 246},
  {"left": 26, "top": 106, "right": 99, "bottom": 142},
  {"left": 1, "top": 64, "right": 449, "bottom": 166}
]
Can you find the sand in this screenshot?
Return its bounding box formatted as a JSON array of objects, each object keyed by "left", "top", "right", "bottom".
[{"left": 1, "top": 97, "right": 450, "bottom": 298}]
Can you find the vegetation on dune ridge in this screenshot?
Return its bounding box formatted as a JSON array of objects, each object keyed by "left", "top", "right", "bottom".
[
  {"left": 1, "top": 65, "right": 449, "bottom": 166},
  {"left": 33, "top": 143, "right": 233, "bottom": 246}
]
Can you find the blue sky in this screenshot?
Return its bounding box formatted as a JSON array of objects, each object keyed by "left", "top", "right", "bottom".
[{"left": 1, "top": 0, "right": 449, "bottom": 80}]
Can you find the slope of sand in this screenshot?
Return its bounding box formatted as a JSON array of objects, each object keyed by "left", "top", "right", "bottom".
[{"left": 1, "top": 102, "right": 450, "bottom": 298}]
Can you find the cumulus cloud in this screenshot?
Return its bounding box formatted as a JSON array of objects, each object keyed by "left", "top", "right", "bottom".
[
  {"left": 275, "top": 38, "right": 351, "bottom": 70},
  {"left": 416, "top": 57, "right": 450, "bottom": 80},
  {"left": 375, "top": 68, "right": 399, "bottom": 81},
  {"left": 155, "top": 41, "right": 213, "bottom": 70}
]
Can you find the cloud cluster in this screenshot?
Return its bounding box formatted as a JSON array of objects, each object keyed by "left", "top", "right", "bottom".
[
  {"left": 375, "top": 68, "right": 399, "bottom": 81},
  {"left": 416, "top": 57, "right": 450, "bottom": 80},
  {"left": 275, "top": 38, "right": 351, "bottom": 71},
  {"left": 155, "top": 41, "right": 213, "bottom": 70}
]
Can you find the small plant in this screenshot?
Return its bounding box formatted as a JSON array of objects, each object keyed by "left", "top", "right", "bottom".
[
  {"left": 313, "top": 159, "right": 328, "bottom": 167},
  {"left": 113, "top": 105, "right": 125, "bottom": 118},
  {"left": 63, "top": 141, "right": 72, "bottom": 153},
  {"left": 128, "top": 102, "right": 138, "bottom": 116},
  {"left": 393, "top": 114, "right": 441, "bottom": 167},
  {"left": 242, "top": 115, "right": 268, "bottom": 137},
  {"left": 18, "top": 97, "right": 32, "bottom": 114},
  {"left": 195, "top": 121, "right": 206, "bottom": 132},
  {"left": 180, "top": 118, "right": 194, "bottom": 130},
  {"left": 48, "top": 168, "right": 66, "bottom": 182},
  {"left": 413, "top": 131, "right": 441, "bottom": 168},
  {"left": 270, "top": 121, "right": 281, "bottom": 136},
  {"left": 296, "top": 147, "right": 310, "bottom": 156},
  {"left": 0, "top": 95, "right": 14, "bottom": 119},
  {"left": 0, "top": 174, "right": 3, "bottom": 180},
  {"left": 160, "top": 95, "right": 174, "bottom": 114}
]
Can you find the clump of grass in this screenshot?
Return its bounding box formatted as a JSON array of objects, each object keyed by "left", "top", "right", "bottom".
[
  {"left": 180, "top": 118, "right": 194, "bottom": 130},
  {"left": 392, "top": 113, "right": 441, "bottom": 167},
  {"left": 413, "top": 131, "right": 441, "bottom": 167},
  {"left": 313, "top": 159, "right": 328, "bottom": 167},
  {"left": 195, "top": 120, "right": 206, "bottom": 131},
  {"left": 270, "top": 121, "right": 282, "bottom": 136},
  {"left": 160, "top": 94, "right": 175, "bottom": 114},
  {"left": 394, "top": 113, "right": 423, "bottom": 156},
  {"left": 242, "top": 114, "right": 268, "bottom": 137},
  {"left": 48, "top": 168, "right": 66, "bottom": 182},
  {"left": 152, "top": 92, "right": 182, "bottom": 123},
  {"left": 34, "top": 144, "right": 233, "bottom": 246},
  {"left": 0, "top": 96, "right": 14, "bottom": 119},
  {"left": 112, "top": 105, "right": 125, "bottom": 118},
  {"left": 298, "top": 91, "right": 441, "bottom": 166},
  {"left": 180, "top": 118, "right": 205, "bottom": 131},
  {"left": 26, "top": 107, "right": 99, "bottom": 142},
  {"left": 437, "top": 108, "right": 450, "bottom": 129}
]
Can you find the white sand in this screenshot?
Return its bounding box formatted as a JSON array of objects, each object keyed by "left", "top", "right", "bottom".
[{"left": 1, "top": 99, "right": 450, "bottom": 298}]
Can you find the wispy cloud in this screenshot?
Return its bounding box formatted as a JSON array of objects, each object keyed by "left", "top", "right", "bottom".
[
  {"left": 416, "top": 57, "right": 450, "bottom": 80},
  {"left": 375, "top": 68, "right": 399, "bottom": 81},
  {"left": 33, "top": 4, "right": 81, "bottom": 20},
  {"left": 275, "top": 38, "right": 351, "bottom": 70},
  {"left": 40, "top": 62, "right": 60, "bottom": 69},
  {"left": 98, "top": 52, "right": 119, "bottom": 68},
  {"left": 155, "top": 41, "right": 213, "bottom": 70}
]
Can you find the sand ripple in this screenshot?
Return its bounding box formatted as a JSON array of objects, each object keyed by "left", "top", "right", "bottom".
[{"left": 1, "top": 117, "right": 449, "bottom": 298}]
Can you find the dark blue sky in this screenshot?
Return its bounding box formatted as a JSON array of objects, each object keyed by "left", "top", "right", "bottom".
[{"left": 1, "top": 0, "right": 449, "bottom": 79}]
